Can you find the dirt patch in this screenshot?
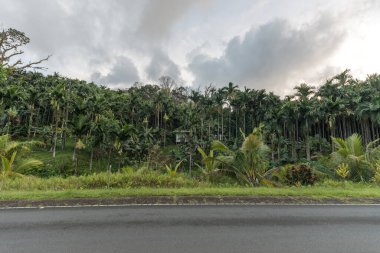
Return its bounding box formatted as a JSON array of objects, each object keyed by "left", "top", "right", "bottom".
[{"left": 1, "top": 196, "right": 380, "bottom": 207}]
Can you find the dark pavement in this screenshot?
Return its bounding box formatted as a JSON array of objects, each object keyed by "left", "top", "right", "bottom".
[{"left": 0, "top": 205, "right": 380, "bottom": 253}]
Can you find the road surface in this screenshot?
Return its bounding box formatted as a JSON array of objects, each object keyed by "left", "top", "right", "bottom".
[{"left": 1, "top": 205, "right": 380, "bottom": 253}]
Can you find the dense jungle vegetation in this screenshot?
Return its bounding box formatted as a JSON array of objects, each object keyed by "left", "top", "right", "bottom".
[{"left": 1, "top": 27, "right": 380, "bottom": 189}]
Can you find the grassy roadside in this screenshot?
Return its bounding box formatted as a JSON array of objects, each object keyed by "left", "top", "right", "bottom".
[{"left": 2, "top": 185, "right": 380, "bottom": 201}]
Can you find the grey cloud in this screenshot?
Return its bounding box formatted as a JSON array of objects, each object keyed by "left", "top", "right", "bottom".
[
  {"left": 0, "top": 0, "right": 143, "bottom": 78},
  {"left": 188, "top": 13, "right": 346, "bottom": 91},
  {"left": 0, "top": 0, "right": 196, "bottom": 86},
  {"left": 138, "top": 0, "right": 210, "bottom": 40},
  {"left": 91, "top": 56, "right": 139, "bottom": 87},
  {"left": 146, "top": 50, "right": 180, "bottom": 81}
]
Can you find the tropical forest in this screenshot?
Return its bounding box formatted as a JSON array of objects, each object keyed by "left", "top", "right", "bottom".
[{"left": 1, "top": 27, "right": 380, "bottom": 197}]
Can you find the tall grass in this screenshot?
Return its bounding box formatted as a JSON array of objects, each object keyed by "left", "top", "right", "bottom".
[{"left": 0, "top": 171, "right": 201, "bottom": 191}]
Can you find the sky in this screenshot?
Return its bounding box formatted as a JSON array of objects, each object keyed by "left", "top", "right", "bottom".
[{"left": 0, "top": 0, "right": 379, "bottom": 94}]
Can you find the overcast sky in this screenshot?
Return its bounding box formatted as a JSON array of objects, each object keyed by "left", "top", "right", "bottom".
[{"left": 1, "top": 0, "right": 379, "bottom": 94}]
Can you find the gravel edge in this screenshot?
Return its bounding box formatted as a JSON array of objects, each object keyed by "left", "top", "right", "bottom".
[{"left": 2, "top": 196, "right": 380, "bottom": 207}]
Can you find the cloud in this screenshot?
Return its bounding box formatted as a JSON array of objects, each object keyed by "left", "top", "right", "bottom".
[
  {"left": 146, "top": 49, "right": 181, "bottom": 81},
  {"left": 91, "top": 56, "right": 139, "bottom": 88},
  {"left": 0, "top": 0, "right": 376, "bottom": 93},
  {"left": 138, "top": 0, "right": 211, "bottom": 40},
  {"left": 0, "top": 0, "right": 206, "bottom": 86},
  {"left": 0, "top": 0, "right": 143, "bottom": 80},
  {"left": 188, "top": 13, "right": 347, "bottom": 92}
]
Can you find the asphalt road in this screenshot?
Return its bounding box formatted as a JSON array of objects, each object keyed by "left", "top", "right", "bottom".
[{"left": 1, "top": 205, "right": 380, "bottom": 253}]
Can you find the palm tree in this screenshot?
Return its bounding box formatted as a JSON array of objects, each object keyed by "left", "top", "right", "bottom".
[
  {"left": 294, "top": 83, "right": 315, "bottom": 160},
  {"left": 221, "top": 82, "right": 238, "bottom": 141},
  {"left": 212, "top": 125, "right": 272, "bottom": 186},
  {"left": 331, "top": 133, "right": 380, "bottom": 181},
  {"left": 0, "top": 134, "right": 43, "bottom": 178}
]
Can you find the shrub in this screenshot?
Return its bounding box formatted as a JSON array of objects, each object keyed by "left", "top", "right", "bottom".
[{"left": 285, "top": 164, "right": 317, "bottom": 186}]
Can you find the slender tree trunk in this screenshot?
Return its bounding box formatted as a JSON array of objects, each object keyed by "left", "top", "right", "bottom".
[
  {"left": 60, "top": 108, "right": 65, "bottom": 150},
  {"left": 235, "top": 110, "right": 238, "bottom": 139},
  {"left": 292, "top": 124, "right": 297, "bottom": 160},
  {"left": 208, "top": 121, "right": 211, "bottom": 140},
  {"left": 52, "top": 116, "right": 59, "bottom": 158},
  {"left": 221, "top": 109, "right": 224, "bottom": 141},
  {"left": 89, "top": 148, "right": 94, "bottom": 171},
  {"left": 27, "top": 105, "right": 34, "bottom": 138},
  {"left": 217, "top": 113, "right": 220, "bottom": 140},
  {"left": 72, "top": 146, "right": 77, "bottom": 161},
  {"left": 371, "top": 120, "right": 375, "bottom": 141},
  {"left": 228, "top": 108, "right": 231, "bottom": 141},
  {"left": 243, "top": 110, "right": 246, "bottom": 133},
  {"left": 343, "top": 117, "right": 347, "bottom": 138},
  {"left": 201, "top": 118, "right": 203, "bottom": 141},
  {"left": 305, "top": 119, "right": 311, "bottom": 161},
  {"left": 271, "top": 136, "right": 275, "bottom": 162},
  {"left": 62, "top": 104, "right": 69, "bottom": 149}
]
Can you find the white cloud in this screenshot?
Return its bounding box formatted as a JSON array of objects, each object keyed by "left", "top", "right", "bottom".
[
  {"left": 0, "top": 0, "right": 379, "bottom": 93},
  {"left": 189, "top": 13, "right": 346, "bottom": 92}
]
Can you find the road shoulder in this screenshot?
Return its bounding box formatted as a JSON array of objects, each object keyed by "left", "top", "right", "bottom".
[{"left": 2, "top": 196, "right": 380, "bottom": 208}]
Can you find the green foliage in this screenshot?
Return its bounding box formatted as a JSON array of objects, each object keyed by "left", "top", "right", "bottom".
[
  {"left": 2, "top": 33, "right": 380, "bottom": 184},
  {"left": 121, "top": 166, "right": 135, "bottom": 174},
  {"left": 336, "top": 163, "right": 350, "bottom": 180},
  {"left": 0, "top": 171, "right": 199, "bottom": 191},
  {"left": 147, "top": 144, "right": 173, "bottom": 170},
  {"left": 195, "top": 145, "right": 222, "bottom": 180},
  {"left": 211, "top": 126, "right": 272, "bottom": 187},
  {"left": 233, "top": 129, "right": 271, "bottom": 186},
  {"left": 372, "top": 162, "right": 380, "bottom": 183},
  {"left": 165, "top": 160, "right": 183, "bottom": 178},
  {"left": 331, "top": 134, "right": 380, "bottom": 182},
  {"left": 75, "top": 139, "right": 86, "bottom": 150},
  {"left": 0, "top": 66, "right": 6, "bottom": 81},
  {"left": 284, "top": 164, "right": 317, "bottom": 186},
  {"left": 0, "top": 135, "right": 43, "bottom": 178}
]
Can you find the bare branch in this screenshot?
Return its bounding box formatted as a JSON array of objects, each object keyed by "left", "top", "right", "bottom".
[
  {"left": 19, "top": 55, "right": 51, "bottom": 70},
  {"left": 0, "top": 28, "right": 50, "bottom": 71}
]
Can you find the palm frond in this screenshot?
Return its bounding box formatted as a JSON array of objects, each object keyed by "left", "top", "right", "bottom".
[
  {"left": 211, "top": 140, "right": 230, "bottom": 153},
  {"left": 16, "top": 159, "right": 43, "bottom": 171}
]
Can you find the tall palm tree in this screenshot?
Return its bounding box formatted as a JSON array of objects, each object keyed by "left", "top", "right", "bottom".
[{"left": 221, "top": 82, "right": 238, "bottom": 141}]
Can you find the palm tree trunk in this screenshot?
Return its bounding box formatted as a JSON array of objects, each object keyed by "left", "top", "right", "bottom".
[
  {"left": 235, "top": 110, "right": 238, "bottom": 139},
  {"left": 52, "top": 118, "right": 58, "bottom": 158},
  {"left": 27, "top": 105, "right": 34, "bottom": 139},
  {"left": 72, "top": 140, "right": 77, "bottom": 161},
  {"left": 305, "top": 119, "right": 311, "bottom": 161},
  {"left": 243, "top": 110, "right": 246, "bottom": 133},
  {"left": 228, "top": 107, "right": 231, "bottom": 141},
  {"left": 221, "top": 109, "right": 224, "bottom": 141},
  {"left": 89, "top": 148, "right": 94, "bottom": 171}
]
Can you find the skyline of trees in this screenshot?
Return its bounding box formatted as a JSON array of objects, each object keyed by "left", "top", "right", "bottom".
[{"left": 1, "top": 66, "right": 380, "bottom": 172}]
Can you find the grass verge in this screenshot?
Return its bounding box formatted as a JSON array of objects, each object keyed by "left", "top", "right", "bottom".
[{"left": 2, "top": 185, "right": 380, "bottom": 202}]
